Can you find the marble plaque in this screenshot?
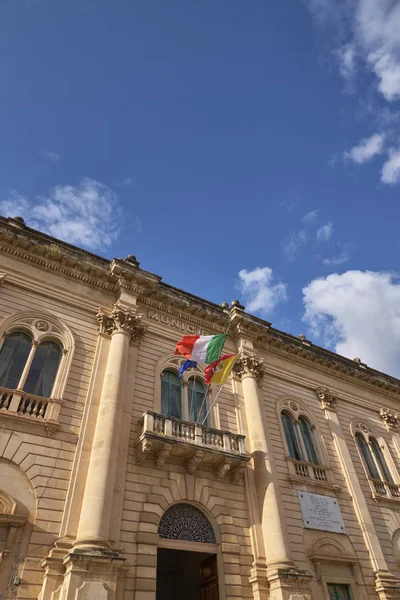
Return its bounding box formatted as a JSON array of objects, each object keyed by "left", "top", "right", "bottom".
[{"left": 297, "top": 491, "right": 346, "bottom": 534}]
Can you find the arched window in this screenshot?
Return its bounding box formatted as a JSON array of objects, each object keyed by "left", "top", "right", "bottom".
[
  {"left": 355, "top": 432, "right": 380, "bottom": 480},
  {"left": 281, "top": 412, "right": 303, "bottom": 461},
  {"left": 188, "top": 378, "right": 208, "bottom": 424},
  {"left": 0, "top": 332, "right": 63, "bottom": 398},
  {"left": 0, "top": 332, "right": 32, "bottom": 390},
  {"left": 161, "top": 370, "right": 182, "bottom": 419},
  {"left": 23, "top": 341, "right": 62, "bottom": 398},
  {"left": 299, "top": 416, "right": 321, "bottom": 466},
  {"left": 370, "top": 437, "right": 394, "bottom": 484}
]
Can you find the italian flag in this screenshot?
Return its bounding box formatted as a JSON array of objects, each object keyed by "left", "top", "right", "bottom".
[{"left": 175, "top": 334, "right": 226, "bottom": 364}]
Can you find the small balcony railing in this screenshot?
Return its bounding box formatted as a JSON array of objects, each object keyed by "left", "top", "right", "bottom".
[
  {"left": 287, "top": 457, "right": 329, "bottom": 483},
  {"left": 135, "top": 411, "right": 249, "bottom": 482},
  {"left": 0, "top": 385, "right": 61, "bottom": 435},
  {"left": 370, "top": 478, "right": 400, "bottom": 500}
]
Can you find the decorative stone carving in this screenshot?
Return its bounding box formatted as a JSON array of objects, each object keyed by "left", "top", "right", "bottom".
[
  {"left": 232, "top": 348, "right": 264, "bottom": 383},
  {"left": 231, "top": 462, "right": 246, "bottom": 484},
  {"left": 155, "top": 443, "right": 171, "bottom": 468},
  {"left": 0, "top": 273, "right": 6, "bottom": 285},
  {"left": 316, "top": 387, "right": 337, "bottom": 411},
  {"left": 158, "top": 503, "right": 216, "bottom": 544},
  {"left": 96, "top": 303, "right": 146, "bottom": 344},
  {"left": 380, "top": 408, "right": 399, "bottom": 430},
  {"left": 136, "top": 438, "right": 152, "bottom": 464},
  {"left": 215, "top": 459, "right": 231, "bottom": 480},
  {"left": 35, "top": 320, "right": 49, "bottom": 332},
  {"left": 186, "top": 450, "right": 204, "bottom": 474}
]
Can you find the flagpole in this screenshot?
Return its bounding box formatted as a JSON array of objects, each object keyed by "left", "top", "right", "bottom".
[
  {"left": 201, "top": 384, "right": 224, "bottom": 425},
  {"left": 196, "top": 384, "right": 211, "bottom": 424},
  {"left": 189, "top": 369, "right": 196, "bottom": 421}
]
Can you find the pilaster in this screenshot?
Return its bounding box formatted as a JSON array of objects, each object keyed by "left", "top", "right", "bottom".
[
  {"left": 234, "top": 343, "right": 313, "bottom": 599},
  {"left": 318, "top": 387, "right": 400, "bottom": 599},
  {"left": 39, "top": 297, "right": 145, "bottom": 600}
]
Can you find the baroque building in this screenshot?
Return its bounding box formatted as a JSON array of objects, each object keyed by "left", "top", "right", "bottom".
[{"left": 1, "top": 215, "right": 400, "bottom": 600}]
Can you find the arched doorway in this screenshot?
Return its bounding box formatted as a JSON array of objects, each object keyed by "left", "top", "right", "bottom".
[{"left": 156, "top": 503, "right": 220, "bottom": 600}]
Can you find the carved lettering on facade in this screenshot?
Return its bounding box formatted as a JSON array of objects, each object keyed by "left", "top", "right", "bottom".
[{"left": 146, "top": 310, "right": 208, "bottom": 335}]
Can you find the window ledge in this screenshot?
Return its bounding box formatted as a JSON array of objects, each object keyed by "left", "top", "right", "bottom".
[
  {"left": 372, "top": 493, "right": 400, "bottom": 507},
  {"left": 288, "top": 475, "right": 341, "bottom": 495}
]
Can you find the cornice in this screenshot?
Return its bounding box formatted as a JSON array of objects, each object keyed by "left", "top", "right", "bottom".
[
  {"left": 3, "top": 216, "right": 400, "bottom": 401},
  {"left": 255, "top": 332, "right": 400, "bottom": 403}
]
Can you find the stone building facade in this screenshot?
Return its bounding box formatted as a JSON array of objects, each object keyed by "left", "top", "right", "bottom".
[{"left": 1, "top": 215, "right": 400, "bottom": 600}]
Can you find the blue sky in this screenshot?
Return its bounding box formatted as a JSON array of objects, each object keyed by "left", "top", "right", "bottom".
[{"left": 1, "top": 0, "right": 400, "bottom": 375}]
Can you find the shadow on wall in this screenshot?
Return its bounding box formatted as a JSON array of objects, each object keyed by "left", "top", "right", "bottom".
[{"left": 0, "top": 457, "right": 37, "bottom": 597}]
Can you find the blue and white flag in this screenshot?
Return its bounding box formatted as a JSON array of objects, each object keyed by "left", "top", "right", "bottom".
[{"left": 179, "top": 359, "right": 197, "bottom": 378}]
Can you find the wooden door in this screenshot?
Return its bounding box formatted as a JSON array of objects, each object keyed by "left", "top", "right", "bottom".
[{"left": 200, "top": 555, "right": 219, "bottom": 600}]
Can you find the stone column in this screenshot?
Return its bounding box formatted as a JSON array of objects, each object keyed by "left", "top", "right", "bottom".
[
  {"left": 317, "top": 388, "right": 400, "bottom": 600},
  {"left": 234, "top": 347, "right": 292, "bottom": 569},
  {"left": 75, "top": 302, "right": 145, "bottom": 549},
  {"left": 234, "top": 347, "right": 313, "bottom": 600}
]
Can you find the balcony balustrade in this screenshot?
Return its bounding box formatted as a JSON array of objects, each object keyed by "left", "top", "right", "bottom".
[
  {"left": 0, "top": 385, "right": 61, "bottom": 435},
  {"left": 135, "top": 411, "right": 249, "bottom": 482}
]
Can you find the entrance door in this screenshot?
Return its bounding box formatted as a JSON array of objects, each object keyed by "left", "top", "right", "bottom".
[
  {"left": 156, "top": 548, "right": 219, "bottom": 600},
  {"left": 200, "top": 555, "right": 219, "bottom": 600}
]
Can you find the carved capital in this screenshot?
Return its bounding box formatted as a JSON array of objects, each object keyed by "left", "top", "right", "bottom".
[
  {"left": 316, "top": 387, "right": 337, "bottom": 411},
  {"left": 232, "top": 348, "right": 264, "bottom": 383},
  {"left": 186, "top": 450, "right": 204, "bottom": 474},
  {"left": 380, "top": 408, "right": 399, "bottom": 430},
  {"left": 96, "top": 303, "right": 147, "bottom": 344}
]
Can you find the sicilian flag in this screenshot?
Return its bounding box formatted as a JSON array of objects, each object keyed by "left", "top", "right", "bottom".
[
  {"left": 204, "top": 354, "right": 237, "bottom": 385},
  {"left": 175, "top": 334, "right": 226, "bottom": 364}
]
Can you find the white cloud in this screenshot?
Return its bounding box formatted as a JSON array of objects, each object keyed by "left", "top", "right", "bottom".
[
  {"left": 238, "top": 266, "right": 287, "bottom": 317},
  {"left": 303, "top": 270, "right": 400, "bottom": 376},
  {"left": 0, "top": 192, "right": 31, "bottom": 217},
  {"left": 39, "top": 150, "right": 60, "bottom": 163},
  {"left": 344, "top": 133, "right": 385, "bottom": 164},
  {"left": 283, "top": 230, "right": 307, "bottom": 260},
  {"left": 316, "top": 222, "right": 333, "bottom": 242},
  {"left": 303, "top": 209, "right": 318, "bottom": 223},
  {"left": 306, "top": 0, "right": 400, "bottom": 102},
  {"left": 0, "top": 178, "right": 123, "bottom": 251},
  {"left": 323, "top": 252, "right": 350, "bottom": 266},
  {"left": 381, "top": 149, "right": 400, "bottom": 185},
  {"left": 337, "top": 43, "right": 357, "bottom": 81}
]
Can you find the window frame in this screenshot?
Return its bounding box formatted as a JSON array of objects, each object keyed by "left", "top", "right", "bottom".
[
  {"left": 326, "top": 582, "right": 353, "bottom": 600},
  {"left": 156, "top": 356, "right": 215, "bottom": 427},
  {"left": 353, "top": 423, "right": 399, "bottom": 499},
  {"left": 0, "top": 312, "right": 74, "bottom": 402},
  {"left": 0, "top": 332, "right": 63, "bottom": 399},
  {"left": 278, "top": 398, "right": 331, "bottom": 489}
]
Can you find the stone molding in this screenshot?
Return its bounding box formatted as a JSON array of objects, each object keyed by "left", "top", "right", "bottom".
[
  {"left": 4, "top": 216, "right": 400, "bottom": 401},
  {"left": 233, "top": 348, "right": 265, "bottom": 383},
  {"left": 380, "top": 408, "right": 399, "bottom": 430},
  {"left": 316, "top": 387, "right": 338, "bottom": 411},
  {"left": 96, "top": 303, "right": 146, "bottom": 344}
]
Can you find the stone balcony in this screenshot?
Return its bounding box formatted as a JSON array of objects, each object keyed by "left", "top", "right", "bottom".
[
  {"left": 0, "top": 385, "right": 62, "bottom": 436},
  {"left": 135, "top": 411, "right": 250, "bottom": 483}
]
